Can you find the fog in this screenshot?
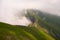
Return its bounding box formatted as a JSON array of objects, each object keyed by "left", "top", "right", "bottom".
[{"left": 0, "top": 0, "right": 60, "bottom": 26}]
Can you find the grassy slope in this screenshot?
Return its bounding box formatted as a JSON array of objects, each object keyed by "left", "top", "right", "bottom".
[
  {"left": 37, "top": 13, "right": 60, "bottom": 40},
  {"left": 25, "top": 9, "right": 60, "bottom": 40},
  {"left": 0, "top": 22, "right": 54, "bottom": 40}
]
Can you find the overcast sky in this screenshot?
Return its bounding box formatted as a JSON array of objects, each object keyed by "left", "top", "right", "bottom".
[{"left": 0, "top": 0, "right": 60, "bottom": 25}]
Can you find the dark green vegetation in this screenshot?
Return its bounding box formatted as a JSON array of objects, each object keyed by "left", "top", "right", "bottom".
[{"left": 25, "top": 9, "right": 60, "bottom": 40}]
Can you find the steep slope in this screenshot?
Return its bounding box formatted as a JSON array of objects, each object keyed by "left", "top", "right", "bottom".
[
  {"left": 25, "top": 9, "right": 60, "bottom": 40},
  {"left": 0, "top": 22, "right": 54, "bottom": 40}
]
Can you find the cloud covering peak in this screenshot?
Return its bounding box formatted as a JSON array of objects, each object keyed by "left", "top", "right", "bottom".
[{"left": 0, "top": 0, "right": 60, "bottom": 25}]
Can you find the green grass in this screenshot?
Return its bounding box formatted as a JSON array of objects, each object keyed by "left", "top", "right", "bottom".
[{"left": 0, "top": 22, "right": 55, "bottom": 40}]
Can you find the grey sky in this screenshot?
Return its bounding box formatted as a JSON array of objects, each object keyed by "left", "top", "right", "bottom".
[{"left": 0, "top": 0, "right": 60, "bottom": 25}]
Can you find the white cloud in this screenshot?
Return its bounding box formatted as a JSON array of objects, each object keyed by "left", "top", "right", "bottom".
[{"left": 0, "top": 0, "right": 60, "bottom": 25}]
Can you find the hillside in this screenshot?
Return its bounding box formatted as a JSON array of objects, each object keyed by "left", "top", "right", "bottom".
[
  {"left": 0, "top": 22, "right": 54, "bottom": 40},
  {"left": 25, "top": 9, "right": 60, "bottom": 40},
  {"left": 0, "top": 9, "right": 60, "bottom": 40}
]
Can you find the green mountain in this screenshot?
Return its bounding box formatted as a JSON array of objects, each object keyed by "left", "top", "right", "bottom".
[
  {"left": 25, "top": 9, "right": 60, "bottom": 40},
  {"left": 0, "top": 9, "right": 60, "bottom": 40}
]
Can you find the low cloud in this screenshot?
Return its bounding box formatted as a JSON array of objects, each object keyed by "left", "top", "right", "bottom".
[{"left": 0, "top": 0, "right": 60, "bottom": 25}]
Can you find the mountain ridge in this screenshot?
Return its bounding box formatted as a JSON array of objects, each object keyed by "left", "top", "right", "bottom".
[
  {"left": 25, "top": 9, "right": 60, "bottom": 40},
  {"left": 0, "top": 9, "right": 60, "bottom": 40}
]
